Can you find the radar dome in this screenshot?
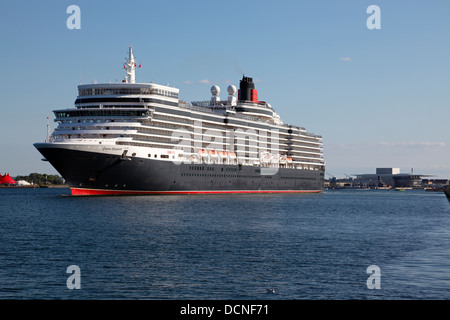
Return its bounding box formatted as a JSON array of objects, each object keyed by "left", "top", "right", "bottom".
[
  {"left": 210, "top": 85, "right": 220, "bottom": 96},
  {"left": 227, "top": 85, "right": 237, "bottom": 96}
]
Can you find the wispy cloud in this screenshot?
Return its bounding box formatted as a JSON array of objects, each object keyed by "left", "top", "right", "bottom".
[
  {"left": 198, "top": 79, "right": 212, "bottom": 84},
  {"left": 328, "top": 141, "right": 447, "bottom": 150},
  {"left": 183, "top": 79, "right": 213, "bottom": 85},
  {"left": 340, "top": 57, "right": 352, "bottom": 62},
  {"left": 376, "top": 141, "right": 446, "bottom": 148}
]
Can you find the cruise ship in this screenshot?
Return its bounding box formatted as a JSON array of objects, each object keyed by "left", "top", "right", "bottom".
[{"left": 34, "top": 47, "right": 325, "bottom": 195}]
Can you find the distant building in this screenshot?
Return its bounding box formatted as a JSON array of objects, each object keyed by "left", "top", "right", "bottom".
[
  {"left": 376, "top": 168, "right": 400, "bottom": 175},
  {"left": 353, "top": 168, "right": 425, "bottom": 188}
]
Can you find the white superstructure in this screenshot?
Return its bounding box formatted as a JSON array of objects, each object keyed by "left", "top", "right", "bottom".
[{"left": 48, "top": 47, "right": 324, "bottom": 170}]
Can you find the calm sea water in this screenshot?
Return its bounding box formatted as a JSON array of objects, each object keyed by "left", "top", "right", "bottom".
[{"left": 0, "top": 187, "right": 449, "bottom": 300}]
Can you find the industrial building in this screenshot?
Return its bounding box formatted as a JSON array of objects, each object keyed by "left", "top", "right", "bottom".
[{"left": 353, "top": 168, "right": 424, "bottom": 188}]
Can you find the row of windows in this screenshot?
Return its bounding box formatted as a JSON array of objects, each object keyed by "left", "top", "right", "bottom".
[
  {"left": 187, "top": 166, "right": 258, "bottom": 173},
  {"left": 78, "top": 87, "right": 179, "bottom": 98},
  {"left": 181, "top": 173, "right": 318, "bottom": 179},
  {"left": 152, "top": 114, "right": 192, "bottom": 124},
  {"left": 280, "top": 176, "right": 317, "bottom": 180},
  {"left": 149, "top": 116, "right": 319, "bottom": 144},
  {"left": 189, "top": 166, "right": 215, "bottom": 171},
  {"left": 181, "top": 173, "right": 261, "bottom": 178},
  {"left": 75, "top": 97, "right": 178, "bottom": 107},
  {"left": 148, "top": 154, "right": 172, "bottom": 159},
  {"left": 153, "top": 106, "right": 321, "bottom": 142},
  {"left": 55, "top": 110, "right": 150, "bottom": 118}
]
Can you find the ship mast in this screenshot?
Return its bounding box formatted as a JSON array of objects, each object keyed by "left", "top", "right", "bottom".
[
  {"left": 46, "top": 113, "right": 50, "bottom": 143},
  {"left": 123, "top": 46, "right": 139, "bottom": 83}
]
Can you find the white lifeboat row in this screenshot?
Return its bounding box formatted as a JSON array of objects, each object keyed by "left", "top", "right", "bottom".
[
  {"left": 190, "top": 150, "right": 293, "bottom": 165},
  {"left": 189, "top": 149, "right": 237, "bottom": 164},
  {"left": 260, "top": 152, "right": 292, "bottom": 164},
  {"left": 197, "top": 149, "right": 237, "bottom": 159}
]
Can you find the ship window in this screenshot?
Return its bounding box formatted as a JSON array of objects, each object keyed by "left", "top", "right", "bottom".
[{"left": 161, "top": 155, "right": 169, "bottom": 159}]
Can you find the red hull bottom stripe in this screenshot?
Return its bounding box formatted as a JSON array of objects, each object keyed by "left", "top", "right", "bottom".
[{"left": 70, "top": 188, "right": 322, "bottom": 196}]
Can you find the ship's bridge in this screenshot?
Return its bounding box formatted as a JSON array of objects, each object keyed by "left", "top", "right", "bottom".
[
  {"left": 74, "top": 83, "right": 180, "bottom": 109},
  {"left": 77, "top": 83, "right": 179, "bottom": 99}
]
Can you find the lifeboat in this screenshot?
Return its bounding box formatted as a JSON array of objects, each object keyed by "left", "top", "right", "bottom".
[
  {"left": 219, "top": 151, "right": 228, "bottom": 158},
  {"left": 208, "top": 150, "right": 219, "bottom": 158},
  {"left": 271, "top": 154, "right": 279, "bottom": 163},
  {"left": 287, "top": 157, "right": 293, "bottom": 163},
  {"left": 227, "top": 152, "right": 236, "bottom": 159},
  {"left": 280, "top": 155, "right": 287, "bottom": 164},
  {"left": 190, "top": 154, "right": 200, "bottom": 163},
  {"left": 260, "top": 152, "right": 271, "bottom": 163},
  {"left": 198, "top": 149, "right": 209, "bottom": 157}
]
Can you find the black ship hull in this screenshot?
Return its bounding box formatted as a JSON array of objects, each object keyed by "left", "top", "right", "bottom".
[{"left": 35, "top": 143, "right": 324, "bottom": 196}]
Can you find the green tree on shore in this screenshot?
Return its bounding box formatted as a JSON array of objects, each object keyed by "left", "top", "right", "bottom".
[{"left": 14, "top": 173, "right": 64, "bottom": 186}]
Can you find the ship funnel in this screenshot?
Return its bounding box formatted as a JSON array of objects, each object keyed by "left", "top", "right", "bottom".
[{"left": 238, "top": 75, "right": 258, "bottom": 102}]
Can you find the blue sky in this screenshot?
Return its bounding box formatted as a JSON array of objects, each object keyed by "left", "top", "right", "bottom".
[{"left": 1, "top": 0, "right": 449, "bottom": 178}]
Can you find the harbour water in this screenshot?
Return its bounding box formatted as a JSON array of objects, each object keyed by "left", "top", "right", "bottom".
[{"left": 1, "top": 188, "right": 449, "bottom": 300}]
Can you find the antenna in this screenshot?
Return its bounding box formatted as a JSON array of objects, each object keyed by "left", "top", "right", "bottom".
[
  {"left": 123, "top": 46, "right": 141, "bottom": 83},
  {"left": 46, "top": 113, "right": 50, "bottom": 143}
]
